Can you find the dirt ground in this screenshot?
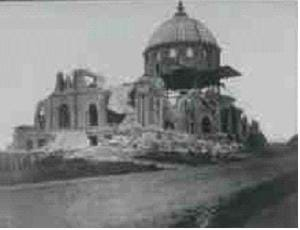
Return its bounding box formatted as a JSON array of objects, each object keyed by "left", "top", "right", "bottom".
[
  {"left": 244, "top": 192, "right": 297, "bottom": 227},
  {"left": 0, "top": 149, "right": 297, "bottom": 227}
]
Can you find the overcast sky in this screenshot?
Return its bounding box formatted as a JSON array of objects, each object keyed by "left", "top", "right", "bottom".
[{"left": 0, "top": 0, "right": 297, "bottom": 148}]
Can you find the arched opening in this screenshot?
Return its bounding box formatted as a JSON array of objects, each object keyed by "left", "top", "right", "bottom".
[
  {"left": 201, "top": 48, "right": 207, "bottom": 59},
  {"left": 202, "top": 116, "right": 211, "bottom": 134},
  {"left": 38, "top": 139, "right": 46, "bottom": 148},
  {"left": 164, "top": 121, "right": 174, "bottom": 130},
  {"left": 58, "top": 104, "right": 70, "bottom": 129},
  {"left": 190, "top": 122, "right": 195, "bottom": 134},
  {"left": 89, "top": 104, "right": 98, "bottom": 126},
  {"left": 37, "top": 107, "right": 46, "bottom": 130},
  {"left": 155, "top": 64, "right": 160, "bottom": 76},
  {"left": 169, "top": 48, "right": 177, "bottom": 58},
  {"left": 88, "top": 135, "right": 98, "bottom": 146},
  {"left": 156, "top": 52, "right": 161, "bottom": 61},
  {"left": 221, "top": 108, "right": 229, "bottom": 133},
  {"left": 26, "top": 140, "right": 33, "bottom": 150},
  {"left": 186, "top": 47, "right": 194, "bottom": 58}
]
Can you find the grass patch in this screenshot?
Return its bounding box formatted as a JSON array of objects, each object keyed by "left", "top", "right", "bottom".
[{"left": 172, "top": 170, "right": 298, "bottom": 227}]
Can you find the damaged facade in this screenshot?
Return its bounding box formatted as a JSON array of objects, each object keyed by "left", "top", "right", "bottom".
[{"left": 11, "top": 2, "right": 261, "bottom": 151}]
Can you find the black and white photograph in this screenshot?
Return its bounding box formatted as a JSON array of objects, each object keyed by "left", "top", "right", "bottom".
[{"left": 0, "top": 0, "right": 297, "bottom": 228}]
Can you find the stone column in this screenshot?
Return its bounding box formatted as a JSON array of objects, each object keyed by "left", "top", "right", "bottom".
[
  {"left": 227, "top": 107, "right": 233, "bottom": 135},
  {"left": 73, "top": 93, "right": 78, "bottom": 129},
  {"left": 215, "top": 101, "right": 221, "bottom": 133},
  {"left": 159, "top": 97, "right": 164, "bottom": 128},
  {"left": 49, "top": 98, "right": 53, "bottom": 130},
  {"left": 137, "top": 94, "right": 141, "bottom": 125},
  {"left": 144, "top": 95, "right": 149, "bottom": 126},
  {"left": 236, "top": 110, "right": 242, "bottom": 140},
  {"left": 141, "top": 94, "right": 145, "bottom": 126}
]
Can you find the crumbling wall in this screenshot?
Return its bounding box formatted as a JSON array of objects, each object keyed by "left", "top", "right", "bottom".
[
  {"left": 34, "top": 100, "right": 47, "bottom": 130},
  {"left": 168, "top": 89, "right": 219, "bottom": 137},
  {"left": 72, "top": 69, "right": 105, "bottom": 90},
  {"left": 106, "top": 83, "right": 135, "bottom": 125},
  {"left": 108, "top": 84, "right": 135, "bottom": 114},
  {"left": 11, "top": 126, "right": 54, "bottom": 151},
  {"left": 44, "top": 131, "right": 89, "bottom": 151},
  {"left": 134, "top": 76, "right": 165, "bottom": 128}
]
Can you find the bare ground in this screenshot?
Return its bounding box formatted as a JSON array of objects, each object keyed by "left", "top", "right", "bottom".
[
  {"left": 0, "top": 149, "right": 297, "bottom": 227},
  {"left": 244, "top": 192, "right": 297, "bottom": 227}
]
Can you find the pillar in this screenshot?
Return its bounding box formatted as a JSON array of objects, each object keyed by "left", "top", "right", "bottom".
[
  {"left": 227, "top": 107, "right": 233, "bottom": 135},
  {"left": 159, "top": 97, "right": 164, "bottom": 128},
  {"left": 144, "top": 95, "right": 149, "bottom": 126}
]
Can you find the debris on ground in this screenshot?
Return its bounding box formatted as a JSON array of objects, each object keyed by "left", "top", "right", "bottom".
[
  {"left": 36, "top": 123, "right": 247, "bottom": 165},
  {"left": 41, "top": 131, "right": 89, "bottom": 152}
]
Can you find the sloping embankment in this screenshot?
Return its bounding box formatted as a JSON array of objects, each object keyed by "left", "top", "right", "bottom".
[{"left": 172, "top": 170, "right": 297, "bottom": 227}]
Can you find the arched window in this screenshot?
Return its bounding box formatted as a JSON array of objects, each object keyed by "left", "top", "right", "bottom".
[
  {"left": 202, "top": 48, "right": 207, "bottom": 59},
  {"left": 89, "top": 104, "right": 98, "bottom": 126},
  {"left": 169, "top": 48, "right": 177, "bottom": 58},
  {"left": 186, "top": 47, "right": 194, "bottom": 58},
  {"left": 58, "top": 104, "right": 70, "bottom": 129},
  {"left": 202, "top": 116, "right": 211, "bottom": 134},
  {"left": 156, "top": 52, "right": 161, "bottom": 61},
  {"left": 199, "top": 47, "right": 207, "bottom": 61}
]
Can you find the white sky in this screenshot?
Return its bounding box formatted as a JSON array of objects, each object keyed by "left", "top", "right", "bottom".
[{"left": 0, "top": 0, "right": 297, "bottom": 147}]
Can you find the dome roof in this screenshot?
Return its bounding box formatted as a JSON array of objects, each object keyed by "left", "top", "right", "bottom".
[{"left": 147, "top": 2, "right": 218, "bottom": 50}]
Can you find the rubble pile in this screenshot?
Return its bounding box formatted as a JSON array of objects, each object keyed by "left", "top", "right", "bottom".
[
  {"left": 37, "top": 113, "right": 244, "bottom": 164},
  {"left": 42, "top": 131, "right": 89, "bottom": 152},
  {"left": 128, "top": 128, "right": 244, "bottom": 162},
  {"left": 92, "top": 125, "right": 245, "bottom": 163},
  {"left": 108, "top": 84, "right": 135, "bottom": 114}
]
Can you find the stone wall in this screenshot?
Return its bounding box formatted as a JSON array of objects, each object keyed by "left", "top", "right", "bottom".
[
  {"left": 172, "top": 90, "right": 219, "bottom": 137},
  {"left": 135, "top": 77, "right": 165, "bottom": 128},
  {"left": 32, "top": 69, "right": 110, "bottom": 133},
  {"left": 11, "top": 126, "right": 54, "bottom": 150},
  {"left": 46, "top": 89, "right": 108, "bottom": 131},
  {"left": 0, "top": 151, "right": 42, "bottom": 184}
]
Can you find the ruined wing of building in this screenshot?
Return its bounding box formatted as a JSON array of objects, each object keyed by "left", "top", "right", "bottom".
[{"left": 10, "top": 1, "right": 262, "bottom": 151}]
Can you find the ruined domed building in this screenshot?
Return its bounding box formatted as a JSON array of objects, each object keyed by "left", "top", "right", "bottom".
[
  {"left": 135, "top": 1, "right": 249, "bottom": 139},
  {"left": 11, "top": 2, "right": 256, "bottom": 150}
]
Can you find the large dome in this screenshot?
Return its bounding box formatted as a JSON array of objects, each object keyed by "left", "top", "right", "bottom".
[{"left": 147, "top": 2, "right": 218, "bottom": 50}]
